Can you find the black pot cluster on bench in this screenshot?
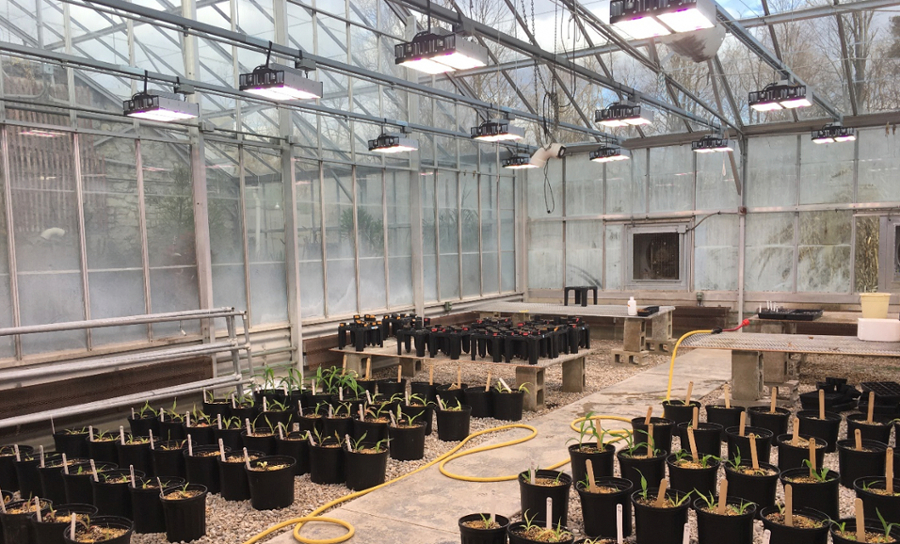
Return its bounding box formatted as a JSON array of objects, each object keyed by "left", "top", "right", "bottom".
[
  {"left": 395, "top": 316, "right": 590, "bottom": 365},
  {"left": 337, "top": 313, "right": 432, "bottom": 352}
]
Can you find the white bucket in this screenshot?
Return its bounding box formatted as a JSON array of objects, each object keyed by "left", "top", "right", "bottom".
[
  {"left": 858, "top": 318, "right": 900, "bottom": 342},
  {"left": 860, "top": 293, "right": 892, "bottom": 319}
]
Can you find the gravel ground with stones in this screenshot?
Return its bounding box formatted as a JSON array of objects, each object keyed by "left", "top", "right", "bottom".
[{"left": 12, "top": 345, "right": 897, "bottom": 543}]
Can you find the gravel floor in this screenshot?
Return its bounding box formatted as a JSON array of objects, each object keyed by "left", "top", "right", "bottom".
[{"left": 12, "top": 345, "right": 896, "bottom": 543}]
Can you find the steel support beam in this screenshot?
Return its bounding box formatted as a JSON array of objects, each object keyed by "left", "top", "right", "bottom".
[{"left": 834, "top": 0, "right": 859, "bottom": 116}]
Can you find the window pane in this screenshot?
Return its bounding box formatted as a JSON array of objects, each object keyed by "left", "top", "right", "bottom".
[
  {"left": 744, "top": 212, "right": 794, "bottom": 292},
  {"left": 857, "top": 129, "right": 900, "bottom": 203},
  {"left": 528, "top": 222, "right": 562, "bottom": 289},
  {"left": 386, "top": 171, "right": 412, "bottom": 308},
  {"left": 438, "top": 171, "right": 459, "bottom": 300},
  {"left": 648, "top": 145, "right": 692, "bottom": 213},
  {"left": 421, "top": 174, "right": 437, "bottom": 302},
  {"left": 356, "top": 166, "right": 386, "bottom": 311},
  {"left": 481, "top": 175, "right": 498, "bottom": 294},
  {"left": 296, "top": 159, "right": 324, "bottom": 319},
  {"left": 527, "top": 161, "right": 563, "bottom": 218},
  {"left": 605, "top": 225, "right": 623, "bottom": 290},
  {"left": 565, "top": 154, "right": 602, "bottom": 217},
  {"left": 206, "top": 142, "right": 246, "bottom": 315},
  {"left": 696, "top": 151, "right": 740, "bottom": 210},
  {"left": 460, "top": 172, "right": 479, "bottom": 297},
  {"left": 747, "top": 136, "right": 797, "bottom": 208},
  {"left": 799, "top": 138, "right": 853, "bottom": 205},
  {"left": 694, "top": 215, "right": 739, "bottom": 291},
  {"left": 797, "top": 210, "right": 851, "bottom": 293},
  {"left": 323, "top": 163, "right": 356, "bottom": 315},
  {"left": 566, "top": 221, "right": 602, "bottom": 287},
  {"left": 854, "top": 216, "right": 879, "bottom": 293},
  {"left": 606, "top": 149, "right": 646, "bottom": 215}
]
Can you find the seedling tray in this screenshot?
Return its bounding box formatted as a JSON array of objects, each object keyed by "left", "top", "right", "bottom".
[
  {"left": 757, "top": 309, "right": 823, "bottom": 321},
  {"left": 860, "top": 382, "right": 900, "bottom": 405},
  {"left": 799, "top": 391, "right": 856, "bottom": 412},
  {"left": 637, "top": 306, "right": 659, "bottom": 317}
]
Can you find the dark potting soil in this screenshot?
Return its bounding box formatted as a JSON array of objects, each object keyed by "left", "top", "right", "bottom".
[{"left": 763, "top": 513, "right": 825, "bottom": 529}]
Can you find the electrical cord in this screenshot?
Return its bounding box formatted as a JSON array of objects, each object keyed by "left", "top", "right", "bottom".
[{"left": 243, "top": 324, "right": 747, "bottom": 544}]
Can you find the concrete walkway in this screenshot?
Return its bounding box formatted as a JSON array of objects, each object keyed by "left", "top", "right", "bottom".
[{"left": 266, "top": 349, "right": 730, "bottom": 543}]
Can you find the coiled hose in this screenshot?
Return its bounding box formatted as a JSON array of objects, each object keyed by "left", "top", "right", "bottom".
[{"left": 243, "top": 322, "right": 749, "bottom": 544}]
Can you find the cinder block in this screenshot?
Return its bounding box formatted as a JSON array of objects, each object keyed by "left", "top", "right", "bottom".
[
  {"left": 623, "top": 319, "right": 647, "bottom": 352},
  {"left": 732, "top": 350, "right": 764, "bottom": 401}
]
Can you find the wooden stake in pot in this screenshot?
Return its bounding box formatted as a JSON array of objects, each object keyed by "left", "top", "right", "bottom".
[
  {"left": 856, "top": 428, "right": 863, "bottom": 451},
  {"left": 867, "top": 391, "right": 875, "bottom": 424},
  {"left": 692, "top": 406, "right": 699, "bottom": 429},
  {"left": 366, "top": 358, "right": 372, "bottom": 381},
  {"left": 341, "top": 354, "right": 347, "bottom": 376},
  {"left": 645, "top": 407, "right": 653, "bottom": 425},
  {"left": 887, "top": 448, "right": 894, "bottom": 495},
  {"left": 739, "top": 411, "right": 747, "bottom": 437},
  {"left": 685, "top": 382, "right": 694, "bottom": 406},
  {"left": 654, "top": 479, "right": 668, "bottom": 508},
  {"left": 688, "top": 428, "right": 699, "bottom": 463},
  {"left": 791, "top": 417, "right": 800, "bottom": 447},
  {"left": 724, "top": 384, "right": 731, "bottom": 409},
  {"left": 457, "top": 365, "right": 462, "bottom": 389},
  {"left": 855, "top": 498, "right": 866, "bottom": 543},
  {"left": 808, "top": 438, "right": 817, "bottom": 478},
  {"left": 428, "top": 364, "right": 433, "bottom": 385},
  {"left": 750, "top": 435, "right": 759, "bottom": 470},
  {"left": 586, "top": 459, "right": 598, "bottom": 493},
  {"left": 647, "top": 423, "right": 655, "bottom": 454},
  {"left": 819, "top": 389, "right": 826, "bottom": 420},
  {"left": 717, "top": 480, "right": 729, "bottom": 515},
  {"left": 397, "top": 365, "right": 402, "bottom": 384},
  {"left": 770, "top": 387, "right": 778, "bottom": 413},
  {"left": 485, "top": 371, "right": 492, "bottom": 392},
  {"left": 784, "top": 484, "right": 793, "bottom": 527}
]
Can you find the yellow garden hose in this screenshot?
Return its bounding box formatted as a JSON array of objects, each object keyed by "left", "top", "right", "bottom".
[{"left": 664, "top": 329, "right": 712, "bottom": 401}]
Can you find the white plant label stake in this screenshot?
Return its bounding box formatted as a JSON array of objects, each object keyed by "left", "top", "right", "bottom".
[
  {"left": 293, "top": 423, "right": 299, "bottom": 433},
  {"left": 13, "top": 444, "right": 20, "bottom": 462},
  {"left": 345, "top": 435, "right": 353, "bottom": 451},
  {"left": 682, "top": 523, "right": 690, "bottom": 544},
  {"left": 50, "top": 416, "right": 56, "bottom": 435},
  {"left": 298, "top": 401, "right": 304, "bottom": 417},
  {"left": 499, "top": 378, "right": 512, "bottom": 393},
  {"left": 219, "top": 439, "right": 226, "bottom": 462},
  {"left": 545, "top": 497, "right": 553, "bottom": 530},
  {"left": 185, "top": 412, "right": 191, "bottom": 427},
  {"left": 359, "top": 404, "right": 365, "bottom": 421},
  {"left": 130, "top": 465, "right": 136, "bottom": 486},
  {"left": 148, "top": 430, "right": 155, "bottom": 450},
  {"left": 62, "top": 453, "right": 69, "bottom": 474},
  {"left": 245, "top": 419, "right": 253, "bottom": 436},
  {"left": 244, "top": 448, "right": 251, "bottom": 470},
  {"left": 263, "top": 397, "right": 268, "bottom": 412},
  {"left": 231, "top": 394, "right": 236, "bottom": 409},
  {"left": 530, "top": 465, "right": 536, "bottom": 485},
  {"left": 616, "top": 504, "right": 623, "bottom": 544},
  {"left": 339, "top": 388, "right": 344, "bottom": 402},
  {"left": 156, "top": 477, "right": 165, "bottom": 498},
  {"left": 187, "top": 435, "right": 194, "bottom": 457},
  {"left": 120, "top": 426, "right": 126, "bottom": 445},
  {"left": 217, "top": 414, "right": 223, "bottom": 430},
  {"left": 88, "top": 425, "right": 94, "bottom": 443},
  {"left": 365, "top": 390, "right": 373, "bottom": 404},
  {"left": 278, "top": 424, "right": 285, "bottom": 440},
  {"left": 39, "top": 445, "right": 45, "bottom": 468},
  {"left": 34, "top": 497, "right": 41, "bottom": 522},
  {"left": 90, "top": 459, "right": 99, "bottom": 482},
  {"left": 69, "top": 515, "right": 75, "bottom": 539}
]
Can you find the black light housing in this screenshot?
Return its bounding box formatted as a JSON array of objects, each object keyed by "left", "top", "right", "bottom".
[
  {"left": 691, "top": 134, "right": 733, "bottom": 153},
  {"left": 471, "top": 119, "right": 525, "bottom": 142},
  {"left": 395, "top": 30, "right": 488, "bottom": 74},
  {"left": 811, "top": 123, "right": 855, "bottom": 144},
  {"left": 502, "top": 153, "right": 538, "bottom": 169},
  {"left": 123, "top": 72, "right": 199, "bottom": 122},
  {"left": 368, "top": 132, "right": 419, "bottom": 153},
  {"left": 595, "top": 102, "right": 654, "bottom": 128},
  {"left": 589, "top": 145, "right": 632, "bottom": 163}
]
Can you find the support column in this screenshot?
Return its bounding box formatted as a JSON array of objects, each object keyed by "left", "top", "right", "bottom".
[{"left": 404, "top": 14, "right": 424, "bottom": 316}]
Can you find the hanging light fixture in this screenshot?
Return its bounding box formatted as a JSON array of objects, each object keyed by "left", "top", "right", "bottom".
[
  {"left": 811, "top": 123, "right": 855, "bottom": 144},
  {"left": 368, "top": 122, "right": 419, "bottom": 153},
  {"left": 590, "top": 140, "right": 632, "bottom": 163},
  {"left": 394, "top": 0, "right": 488, "bottom": 75},
  {"left": 610, "top": 0, "right": 671, "bottom": 39},
  {"left": 654, "top": 0, "right": 717, "bottom": 32},
  {"left": 471, "top": 118, "right": 524, "bottom": 142},
  {"left": 124, "top": 72, "right": 199, "bottom": 122},
  {"left": 595, "top": 102, "right": 654, "bottom": 128},
  {"left": 502, "top": 152, "right": 538, "bottom": 169},
  {"left": 692, "top": 134, "right": 733, "bottom": 153},
  {"left": 749, "top": 82, "right": 812, "bottom": 112},
  {"left": 239, "top": 44, "right": 323, "bottom": 101}
]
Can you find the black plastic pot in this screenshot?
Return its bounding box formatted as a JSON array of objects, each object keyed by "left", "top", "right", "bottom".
[
  {"left": 213, "top": 427, "right": 244, "bottom": 452},
  {"left": 411, "top": 382, "right": 437, "bottom": 403},
  {"left": 352, "top": 418, "right": 389, "bottom": 443},
  {"left": 151, "top": 440, "right": 193, "bottom": 479},
  {"left": 631, "top": 488, "right": 690, "bottom": 544},
  {"left": 575, "top": 477, "right": 632, "bottom": 538},
  {"left": 241, "top": 428, "right": 276, "bottom": 456},
  {"left": 217, "top": 450, "right": 263, "bottom": 501},
  {"left": 830, "top": 518, "right": 900, "bottom": 544},
  {"left": 463, "top": 388, "right": 493, "bottom": 418},
  {"left": 779, "top": 467, "right": 840, "bottom": 520},
  {"left": 161, "top": 483, "right": 207, "bottom": 542},
  {"left": 63, "top": 515, "right": 133, "bottom": 544},
  {"left": 662, "top": 400, "right": 702, "bottom": 426},
  {"left": 92, "top": 469, "right": 144, "bottom": 518},
  {"left": 674, "top": 422, "right": 723, "bottom": 457},
  {"left": 436, "top": 406, "right": 472, "bottom": 442},
  {"left": 748, "top": 407, "right": 792, "bottom": 437},
  {"left": 666, "top": 453, "right": 720, "bottom": 498},
  {"left": 693, "top": 497, "right": 757, "bottom": 544},
  {"left": 435, "top": 384, "right": 468, "bottom": 406},
  {"left": 63, "top": 461, "right": 117, "bottom": 504},
  {"left": 855, "top": 477, "right": 900, "bottom": 524},
  {"left": 725, "top": 426, "right": 773, "bottom": 464},
  {"left": 705, "top": 405, "right": 745, "bottom": 441},
  {"left": 458, "top": 513, "right": 510, "bottom": 544},
  {"left": 837, "top": 438, "right": 887, "bottom": 488},
  {"left": 323, "top": 417, "right": 353, "bottom": 440},
  {"left": 759, "top": 505, "right": 829, "bottom": 544},
  {"left": 275, "top": 432, "right": 310, "bottom": 476},
  {"left": 344, "top": 446, "right": 388, "bottom": 491},
  {"left": 229, "top": 405, "right": 257, "bottom": 423},
  {"left": 296, "top": 414, "right": 324, "bottom": 438},
  {"left": 616, "top": 449, "right": 667, "bottom": 493},
  {"left": 0, "top": 445, "right": 32, "bottom": 492},
  {"left": 130, "top": 477, "right": 184, "bottom": 534},
  {"left": 116, "top": 439, "right": 153, "bottom": 477},
  {"left": 202, "top": 400, "right": 230, "bottom": 419},
  {"left": 377, "top": 379, "right": 407, "bottom": 398},
  {"left": 492, "top": 391, "right": 524, "bottom": 422},
  {"left": 568, "top": 442, "right": 614, "bottom": 487},
  {"left": 30, "top": 503, "right": 97, "bottom": 544},
  {"left": 630, "top": 417, "right": 674, "bottom": 456},
  {"left": 246, "top": 455, "right": 296, "bottom": 510},
  {"left": 309, "top": 439, "right": 345, "bottom": 484},
  {"left": 158, "top": 419, "right": 186, "bottom": 442},
  {"left": 388, "top": 424, "right": 426, "bottom": 461},
  {"left": 724, "top": 461, "right": 780, "bottom": 510},
  {"left": 256, "top": 411, "right": 293, "bottom": 433},
  {"left": 774, "top": 434, "right": 826, "bottom": 471},
  {"left": 796, "top": 411, "right": 842, "bottom": 453},
  {"left": 39, "top": 457, "right": 86, "bottom": 505},
  {"left": 87, "top": 437, "right": 119, "bottom": 465},
  {"left": 400, "top": 403, "right": 433, "bottom": 435},
  {"left": 507, "top": 521, "right": 574, "bottom": 544},
  {"left": 185, "top": 445, "right": 229, "bottom": 494},
  {"left": 1, "top": 499, "right": 51, "bottom": 544},
  {"left": 13, "top": 456, "right": 42, "bottom": 500},
  {"left": 53, "top": 431, "right": 89, "bottom": 459},
  {"left": 846, "top": 414, "right": 894, "bottom": 443},
  {"left": 128, "top": 416, "right": 159, "bottom": 438},
  {"left": 184, "top": 424, "right": 216, "bottom": 446},
  {"left": 518, "top": 470, "right": 572, "bottom": 527}
]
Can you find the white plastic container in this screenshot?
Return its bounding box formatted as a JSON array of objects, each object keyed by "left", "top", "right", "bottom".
[
  {"left": 627, "top": 297, "right": 637, "bottom": 316},
  {"left": 857, "top": 318, "right": 900, "bottom": 343},
  {"left": 860, "top": 293, "right": 892, "bottom": 319}
]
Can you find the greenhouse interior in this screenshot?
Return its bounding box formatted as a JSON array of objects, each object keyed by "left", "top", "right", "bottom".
[{"left": 0, "top": 0, "right": 899, "bottom": 541}]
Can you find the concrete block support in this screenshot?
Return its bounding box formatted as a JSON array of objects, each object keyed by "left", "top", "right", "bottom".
[
  {"left": 561, "top": 357, "right": 586, "bottom": 392},
  {"left": 515, "top": 366, "right": 545, "bottom": 411},
  {"left": 732, "top": 350, "right": 765, "bottom": 403},
  {"left": 623, "top": 319, "right": 647, "bottom": 352}
]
